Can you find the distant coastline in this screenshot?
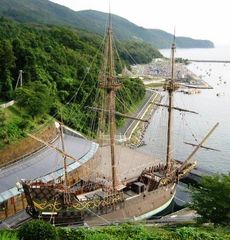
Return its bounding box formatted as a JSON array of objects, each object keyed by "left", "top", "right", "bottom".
[{"left": 0, "top": 1, "right": 214, "bottom": 49}]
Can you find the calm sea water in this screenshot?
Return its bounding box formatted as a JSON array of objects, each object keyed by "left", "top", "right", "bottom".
[{"left": 139, "top": 46, "right": 230, "bottom": 174}]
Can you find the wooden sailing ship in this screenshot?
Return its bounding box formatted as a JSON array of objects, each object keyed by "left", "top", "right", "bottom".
[{"left": 21, "top": 15, "right": 218, "bottom": 226}]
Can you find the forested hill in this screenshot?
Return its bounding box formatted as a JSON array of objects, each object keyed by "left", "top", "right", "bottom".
[
  {"left": 0, "top": 0, "right": 214, "bottom": 48},
  {"left": 0, "top": 18, "right": 154, "bottom": 147}
]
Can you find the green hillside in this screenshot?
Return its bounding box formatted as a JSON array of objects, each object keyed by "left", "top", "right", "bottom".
[
  {"left": 0, "top": 18, "right": 155, "bottom": 148},
  {"left": 0, "top": 0, "right": 214, "bottom": 48}
]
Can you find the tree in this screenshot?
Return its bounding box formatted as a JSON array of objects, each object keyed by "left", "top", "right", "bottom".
[
  {"left": 16, "top": 81, "right": 55, "bottom": 118},
  {"left": 118, "top": 40, "right": 163, "bottom": 65},
  {"left": 12, "top": 38, "right": 37, "bottom": 83},
  {"left": 0, "top": 40, "right": 15, "bottom": 100},
  {"left": 0, "top": 19, "right": 148, "bottom": 138},
  {"left": 190, "top": 173, "right": 230, "bottom": 225}
]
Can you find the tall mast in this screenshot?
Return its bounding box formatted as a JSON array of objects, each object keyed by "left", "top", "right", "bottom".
[
  {"left": 99, "top": 11, "right": 121, "bottom": 190},
  {"left": 165, "top": 34, "right": 176, "bottom": 173}
]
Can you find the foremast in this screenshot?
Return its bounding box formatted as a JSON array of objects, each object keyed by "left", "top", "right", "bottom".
[
  {"left": 163, "top": 35, "right": 219, "bottom": 180},
  {"left": 99, "top": 13, "right": 121, "bottom": 190}
]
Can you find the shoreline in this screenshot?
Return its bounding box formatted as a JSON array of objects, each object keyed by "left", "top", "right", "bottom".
[
  {"left": 132, "top": 58, "right": 213, "bottom": 90},
  {"left": 117, "top": 89, "right": 162, "bottom": 147},
  {"left": 129, "top": 92, "right": 162, "bottom": 147},
  {"left": 121, "top": 59, "right": 213, "bottom": 147}
]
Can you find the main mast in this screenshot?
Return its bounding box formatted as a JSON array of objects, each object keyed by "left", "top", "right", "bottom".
[
  {"left": 165, "top": 35, "right": 177, "bottom": 174},
  {"left": 99, "top": 12, "right": 121, "bottom": 190}
]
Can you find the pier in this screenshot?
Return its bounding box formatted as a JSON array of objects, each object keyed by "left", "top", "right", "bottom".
[{"left": 189, "top": 59, "right": 230, "bottom": 63}]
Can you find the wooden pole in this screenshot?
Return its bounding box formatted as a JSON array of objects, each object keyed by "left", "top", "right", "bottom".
[
  {"left": 98, "top": 12, "right": 121, "bottom": 190},
  {"left": 166, "top": 40, "right": 176, "bottom": 173},
  {"left": 108, "top": 16, "right": 117, "bottom": 190},
  {"left": 60, "top": 124, "right": 69, "bottom": 188}
]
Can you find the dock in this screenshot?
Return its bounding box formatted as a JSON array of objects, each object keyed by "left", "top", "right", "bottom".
[{"left": 189, "top": 59, "right": 230, "bottom": 63}]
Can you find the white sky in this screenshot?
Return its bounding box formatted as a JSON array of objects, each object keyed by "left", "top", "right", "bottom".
[{"left": 50, "top": 0, "right": 230, "bottom": 46}]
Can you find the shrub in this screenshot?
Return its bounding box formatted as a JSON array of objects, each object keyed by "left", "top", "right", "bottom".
[
  {"left": 190, "top": 173, "right": 230, "bottom": 225},
  {"left": 18, "top": 220, "right": 57, "bottom": 240},
  {"left": 176, "top": 227, "right": 226, "bottom": 240}
]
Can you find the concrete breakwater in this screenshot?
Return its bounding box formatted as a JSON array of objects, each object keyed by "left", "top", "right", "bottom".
[{"left": 190, "top": 59, "right": 230, "bottom": 63}]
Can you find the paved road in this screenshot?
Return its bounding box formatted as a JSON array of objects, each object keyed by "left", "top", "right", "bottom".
[
  {"left": 0, "top": 135, "right": 93, "bottom": 194},
  {"left": 118, "top": 89, "right": 158, "bottom": 137}
]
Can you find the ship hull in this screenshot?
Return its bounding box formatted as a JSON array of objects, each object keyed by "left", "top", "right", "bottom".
[
  {"left": 85, "top": 184, "right": 175, "bottom": 226},
  {"left": 23, "top": 181, "right": 176, "bottom": 226}
]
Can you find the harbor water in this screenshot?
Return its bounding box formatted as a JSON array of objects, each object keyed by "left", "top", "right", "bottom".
[{"left": 139, "top": 46, "right": 230, "bottom": 174}]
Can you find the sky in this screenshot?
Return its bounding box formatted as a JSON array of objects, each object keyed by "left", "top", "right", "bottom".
[{"left": 50, "top": 0, "right": 230, "bottom": 46}]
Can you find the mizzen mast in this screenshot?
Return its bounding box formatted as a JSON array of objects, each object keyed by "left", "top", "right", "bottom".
[
  {"left": 60, "top": 124, "right": 69, "bottom": 187},
  {"left": 99, "top": 12, "right": 121, "bottom": 190},
  {"left": 60, "top": 123, "right": 71, "bottom": 205}
]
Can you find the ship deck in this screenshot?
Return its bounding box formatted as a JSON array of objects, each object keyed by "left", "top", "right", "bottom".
[{"left": 93, "top": 145, "right": 161, "bottom": 183}]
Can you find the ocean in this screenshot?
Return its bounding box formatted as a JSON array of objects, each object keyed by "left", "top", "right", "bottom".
[{"left": 139, "top": 46, "right": 230, "bottom": 174}]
